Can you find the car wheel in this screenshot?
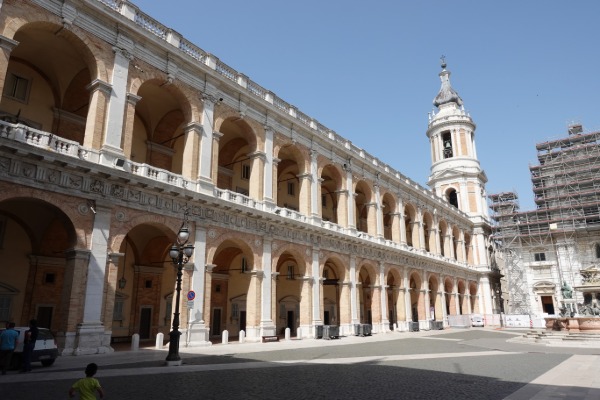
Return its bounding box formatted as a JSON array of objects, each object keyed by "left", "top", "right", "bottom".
[{"left": 41, "top": 359, "right": 55, "bottom": 367}]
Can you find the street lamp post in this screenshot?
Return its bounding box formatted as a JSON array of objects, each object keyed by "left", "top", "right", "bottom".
[{"left": 165, "top": 217, "right": 194, "bottom": 366}]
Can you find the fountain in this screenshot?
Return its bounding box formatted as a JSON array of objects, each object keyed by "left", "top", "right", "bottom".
[{"left": 546, "top": 266, "right": 600, "bottom": 333}]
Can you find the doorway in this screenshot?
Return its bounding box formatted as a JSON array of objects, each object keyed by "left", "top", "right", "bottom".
[
  {"left": 287, "top": 310, "right": 295, "bottom": 335},
  {"left": 139, "top": 307, "right": 151, "bottom": 339},
  {"left": 541, "top": 296, "right": 555, "bottom": 314},
  {"left": 211, "top": 308, "right": 222, "bottom": 336},
  {"left": 239, "top": 311, "right": 246, "bottom": 333},
  {"left": 36, "top": 306, "right": 53, "bottom": 329}
]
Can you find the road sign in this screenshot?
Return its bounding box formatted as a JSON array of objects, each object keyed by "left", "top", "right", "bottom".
[
  {"left": 187, "top": 290, "right": 196, "bottom": 301},
  {"left": 187, "top": 301, "right": 194, "bottom": 308}
]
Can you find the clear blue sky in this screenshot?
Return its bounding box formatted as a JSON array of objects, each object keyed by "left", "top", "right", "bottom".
[{"left": 131, "top": 0, "right": 600, "bottom": 212}]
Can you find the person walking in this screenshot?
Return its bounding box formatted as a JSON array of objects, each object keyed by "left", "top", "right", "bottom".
[
  {"left": 69, "top": 363, "right": 104, "bottom": 399},
  {"left": 0, "top": 322, "right": 19, "bottom": 375},
  {"left": 21, "top": 319, "right": 38, "bottom": 373}
]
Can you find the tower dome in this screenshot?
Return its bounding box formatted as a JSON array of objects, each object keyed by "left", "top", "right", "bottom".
[{"left": 433, "top": 59, "right": 463, "bottom": 108}]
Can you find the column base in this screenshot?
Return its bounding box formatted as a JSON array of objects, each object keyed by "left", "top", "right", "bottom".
[
  {"left": 186, "top": 323, "right": 212, "bottom": 347},
  {"left": 196, "top": 177, "right": 215, "bottom": 195},
  {"left": 59, "top": 322, "right": 113, "bottom": 356}
]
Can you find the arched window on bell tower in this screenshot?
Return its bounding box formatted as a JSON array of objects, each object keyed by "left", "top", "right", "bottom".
[
  {"left": 442, "top": 131, "right": 453, "bottom": 159},
  {"left": 447, "top": 188, "right": 459, "bottom": 208}
]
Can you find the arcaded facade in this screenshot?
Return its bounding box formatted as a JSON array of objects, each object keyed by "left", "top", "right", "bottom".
[{"left": 0, "top": 0, "right": 494, "bottom": 355}]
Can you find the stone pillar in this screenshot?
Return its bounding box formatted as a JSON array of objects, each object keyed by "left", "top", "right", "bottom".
[
  {"left": 337, "top": 190, "right": 348, "bottom": 228},
  {"left": 57, "top": 249, "right": 90, "bottom": 355},
  {"left": 378, "top": 262, "right": 388, "bottom": 332},
  {"left": 0, "top": 35, "right": 19, "bottom": 101},
  {"left": 71, "top": 203, "right": 113, "bottom": 355},
  {"left": 121, "top": 93, "right": 141, "bottom": 159},
  {"left": 350, "top": 256, "right": 359, "bottom": 324},
  {"left": 181, "top": 123, "right": 201, "bottom": 181},
  {"left": 299, "top": 276, "right": 312, "bottom": 337},
  {"left": 375, "top": 185, "right": 384, "bottom": 238},
  {"left": 83, "top": 79, "right": 112, "bottom": 150},
  {"left": 263, "top": 126, "right": 275, "bottom": 205},
  {"left": 271, "top": 158, "right": 280, "bottom": 206},
  {"left": 102, "top": 46, "right": 132, "bottom": 156},
  {"left": 404, "top": 269, "right": 412, "bottom": 322},
  {"left": 311, "top": 247, "right": 323, "bottom": 327},
  {"left": 399, "top": 205, "right": 407, "bottom": 245},
  {"left": 203, "top": 264, "right": 215, "bottom": 334},
  {"left": 366, "top": 203, "right": 378, "bottom": 236},
  {"left": 210, "top": 131, "right": 223, "bottom": 185},
  {"left": 260, "top": 237, "right": 276, "bottom": 336},
  {"left": 339, "top": 281, "right": 353, "bottom": 334},
  {"left": 198, "top": 94, "right": 217, "bottom": 194},
  {"left": 249, "top": 151, "right": 265, "bottom": 201},
  {"left": 417, "top": 209, "right": 426, "bottom": 250},
  {"left": 298, "top": 173, "right": 312, "bottom": 216},
  {"left": 454, "top": 279, "right": 461, "bottom": 315},
  {"left": 102, "top": 252, "right": 122, "bottom": 332},
  {"left": 187, "top": 226, "right": 211, "bottom": 347},
  {"left": 479, "top": 275, "right": 493, "bottom": 315},
  {"left": 424, "top": 274, "right": 431, "bottom": 322},
  {"left": 310, "top": 150, "right": 321, "bottom": 222},
  {"left": 345, "top": 167, "right": 355, "bottom": 230}
]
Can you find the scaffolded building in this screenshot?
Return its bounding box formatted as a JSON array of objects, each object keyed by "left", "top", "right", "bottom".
[{"left": 489, "top": 124, "right": 600, "bottom": 315}]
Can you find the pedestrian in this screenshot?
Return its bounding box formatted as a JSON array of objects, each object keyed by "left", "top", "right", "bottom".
[
  {"left": 0, "top": 322, "right": 19, "bottom": 375},
  {"left": 21, "top": 319, "right": 38, "bottom": 373},
  {"left": 69, "top": 363, "right": 105, "bottom": 399}
]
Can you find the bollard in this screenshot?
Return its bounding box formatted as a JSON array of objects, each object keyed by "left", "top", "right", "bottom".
[
  {"left": 222, "top": 330, "right": 229, "bottom": 344},
  {"left": 131, "top": 333, "right": 140, "bottom": 351},
  {"left": 296, "top": 327, "right": 303, "bottom": 339},
  {"left": 285, "top": 327, "right": 291, "bottom": 341},
  {"left": 239, "top": 330, "right": 246, "bottom": 343},
  {"left": 156, "top": 332, "right": 164, "bottom": 349}
]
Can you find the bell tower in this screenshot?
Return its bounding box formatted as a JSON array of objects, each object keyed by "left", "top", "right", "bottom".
[{"left": 426, "top": 58, "right": 489, "bottom": 220}]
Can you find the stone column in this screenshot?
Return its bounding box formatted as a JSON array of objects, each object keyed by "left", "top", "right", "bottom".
[
  {"left": 403, "top": 269, "right": 411, "bottom": 322},
  {"left": 187, "top": 226, "right": 210, "bottom": 346},
  {"left": 57, "top": 249, "right": 90, "bottom": 355},
  {"left": 310, "top": 150, "right": 321, "bottom": 222},
  {"left": 398, "top": 200, "right": 407, "bottom": 245},
  {"left": 210, "top": 131, "right": 222, "bottom": 185},
  {"left": 260, "top": 236, "right": 276, "bottom": 336},
  {"left": 454, "top": 279, "right": 461, "bottom": 315},
  {"left": 181, "top": 122, "right": 201, "bottom": 181},
  {"left": 378, "top": 262, "right": 388, "bottom": 332},
  {"left": 350, "top": 256, "right": 359, "bottom": 325},
  {"left": 311, "top": 247, "right": 323, "bottom": 329},
  {"left": 101, "top": 46, "right": 132, "bottom": 157},
  {"left": 345, "top": 166, "right": 355, "bottom": 230},
  {"left": 298, "top": 173, "right": 312, "bottom": 216},
  {"left": 203, "top": 264, "right": 215, "bottom": 335},
  {"left": 198, "top": 94, "right": 218, "bottom": 194},
  {"left": 299, "top": 276, "right": 313, "bottom": 338},
  {"left": 339, "top": 281, "right": 353, "bottom": 335},
  {"left": 417, "top": 209, "right": 426, "bottom": 250},
  {"left": 424, "top": 273, "right": 431, "bottom": 322},
  {"left": 375, "top": 185, "right": 384, "bottom": 238},
  {"left": 83, "top": 79, "right": 112, "bottom": 150},
  {"left": 249, "top": 151, "right": 265, "bottom": 201},
  {"left": 263, "top": 126, "right": 275, "bottom": 205},
  {"left": 121, "top": 93, "right": 141, "bottom": 159},
  {"left": 271, "top": 158, "right": 280, "bottom": 206},
  {"left": 366, "top": 203, "right": 378, "bottom": 236},
  {"left": 0, "top": 35, "right": 19, "bottom": 101},
  {"left": 336, "top": 190, "right": 348, "bottom": 228},
  {"left": 73, "top": 203, "right": 112, "bottom": 355}
]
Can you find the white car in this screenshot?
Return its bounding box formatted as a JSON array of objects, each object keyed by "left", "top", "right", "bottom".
[
  {"left": 0, "top": 327, "right": 59, "bottom": 368},
  {"left": 471, "top": 314, "right": 485, "bottom": 327}
]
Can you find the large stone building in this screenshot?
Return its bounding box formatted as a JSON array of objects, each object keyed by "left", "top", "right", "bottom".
[
  {"left": 490, "top": 125, "right": 600, "bottom": 317},
  {"left": 0, "top": 0, "right": 495, "bottom": 355}
]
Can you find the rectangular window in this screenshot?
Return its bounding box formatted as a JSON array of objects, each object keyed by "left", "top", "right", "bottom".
[
  {"left": 0, "top": 296, "right": 10, "bottom": 321},
  {"left": 241, "top": 257, "right": 248, "bottom": 273},
  {"left": 44, "top": 273, "right": 56, "bottom": 284},
  {"left": 534, "top": 252, "right": 546, "bottom": 262},
  {"left": 287, "top": 265, "right": 295, "bottom": 280},
  {"left": 3, "top": 73, "right": 30, "bottom": 102},
  {"left": 113, "top": 299, "right": 124, "bottom": 321},
  {"left": 322, "top": 194, "right": 327, "bottom": 207},
  {"left": 241, "top": 164, "right": 250, "bottom": 180},
  {"left": 287, "top": 182, "right": 295, "bottom": 196}
]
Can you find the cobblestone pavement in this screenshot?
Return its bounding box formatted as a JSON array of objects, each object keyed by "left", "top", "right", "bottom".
[{"left": 1, "top": 328, "right": 600, "bottom": 399}]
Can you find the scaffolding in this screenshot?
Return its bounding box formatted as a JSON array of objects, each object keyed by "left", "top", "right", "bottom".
[{"left": 489, "top": 125, "right": 600, "bottom": 314}]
